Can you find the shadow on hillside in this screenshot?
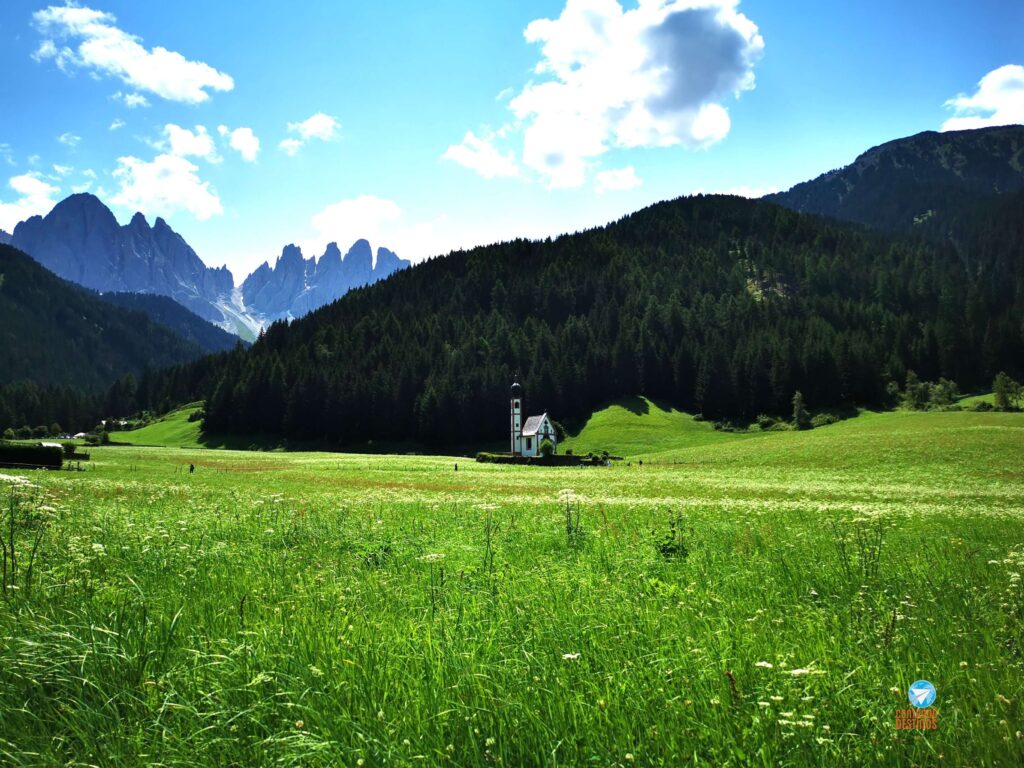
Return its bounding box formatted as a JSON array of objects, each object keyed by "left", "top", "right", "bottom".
[{"left": 618, "top": 395, "right": 651, "bottom": 416}]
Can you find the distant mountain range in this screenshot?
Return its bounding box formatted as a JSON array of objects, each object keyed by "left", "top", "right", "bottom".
[
  {"left": 241, "top": 239, "right": 408, "bottom": 322},
  {"left": 766, "top": 125, "right": 1024, "bottom": 230},
  {"left": 10, "top": 194, "right": 411, "bottom": 339}
]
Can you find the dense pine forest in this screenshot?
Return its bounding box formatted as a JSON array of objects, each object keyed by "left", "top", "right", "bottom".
[
  {"left": 167, "top": 193, "right": 1023, "bottom": 446},
  {"left": 3, "top": 165, "right": 1023, "bottom": 441},
  {"left": 0, "top": 243, "right": 220, "bottom": 433}
]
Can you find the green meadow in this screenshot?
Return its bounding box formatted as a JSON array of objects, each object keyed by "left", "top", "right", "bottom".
[{"left": 2, "top": 407, "right": 1023, "bottom": 766}]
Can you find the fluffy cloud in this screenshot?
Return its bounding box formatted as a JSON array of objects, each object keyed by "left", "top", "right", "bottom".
[
  {"left": 452, "top": 0, "right": 763, "bottom": 188},
  {"left": 164, "top": 124, "right": 219, "bottom": 161},
  {"left": 109, "top": 118, "right": 125, "bottom": 131},
  {"left": 33, "top": 5, "right": 233, "bottom": 104},
  {"left": 279, "top": 113, "right": 339, "bottom": 155},
  {"left": 311, "top": 195, "right": 402, "bottom": 249},
  {"left": 942, "top": 64, "right": 1024, "bottom": 131},
  {"left": 111, "top": 153, "right": 222, "bottom": 221},
  {"left": 595, "top": 165, "right": 642, "bottom": 192},
  {"left": 218, "top": 125, "right": 260, "bottom": 162},
  {"left": 52, "top": 164, "right": 74, "bottom": 177},
  {"left": 113, "top": 90, "right": 150, "bottom": 108},
  {"left": 0, "top": 172, "right": 61, "bottom": 231},
  {"left": 442, "top": 130, "right": 520, "bottom": 178},
  {"left": 278, "top": 138, "right": 303, "bottom": 157},
  {"left": 58, "top": 132, "right": 81, "bottom": 147}
]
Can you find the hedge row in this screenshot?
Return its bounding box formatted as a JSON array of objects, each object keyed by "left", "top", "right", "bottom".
[
  {"left": 475, "top": 452, "right": 609, "bottom": 467},
  {"left": 0, "top": 443, "right": 64, "bottom": 469}
]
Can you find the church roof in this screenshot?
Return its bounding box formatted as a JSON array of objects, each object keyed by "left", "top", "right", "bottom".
[{"left": 522, "top": 414, "right": 549, "bottom": 437}]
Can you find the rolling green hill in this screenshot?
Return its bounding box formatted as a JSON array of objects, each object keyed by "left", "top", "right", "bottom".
[
  {"left": 560, "top": 396, "right": 751, "bottom": 457},
  {"left": 109, "top": 405, "right": 204, "bottom": 448}
]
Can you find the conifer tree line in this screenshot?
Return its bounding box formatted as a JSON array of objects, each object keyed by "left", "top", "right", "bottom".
[
  {"left": 194, "top": 195, "right": 1023, "bottom": 446},
  {"left": 2, "top": 194, "right": 1022, "bottom": 441}
]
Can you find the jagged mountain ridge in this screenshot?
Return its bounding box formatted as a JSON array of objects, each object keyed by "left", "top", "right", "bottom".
[
  {"left": 766, "top": 124, "right": 1024, "bottom": 230},
  {"left": 12, "top": 194, "right": 233, "bottom": 325},
  {"left": 240, "top": 240, "right": 410, "bottom": 322},
  {"left": 10, "top": 193, "right": 410, "bottom": 337}
]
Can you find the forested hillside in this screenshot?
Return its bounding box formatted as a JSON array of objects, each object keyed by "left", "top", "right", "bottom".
[
  {"left": 0, "top": 243, "right": 215, "bottom": 431},
  {"left": 767, "top": 125, "right": 1024, "bottom": 231},
  {"left": 98, "top": 292, "right": 241, "bottom": 353},
  {"left": 181, "top": 194, "right": 1023, "bottom": 446}
]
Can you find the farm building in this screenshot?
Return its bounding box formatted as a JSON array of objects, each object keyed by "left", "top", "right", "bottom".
[{"left": 509, "top": 381, "right": 558, "bottom": 457}]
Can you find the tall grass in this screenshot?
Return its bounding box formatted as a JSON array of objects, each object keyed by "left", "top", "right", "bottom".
[{"left": 0, "top": 410, "right": 1022, "bottom": 766}]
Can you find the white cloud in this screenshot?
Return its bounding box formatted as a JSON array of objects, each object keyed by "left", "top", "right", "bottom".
[
  {"left": 113, "top": 90, "right": 150, "bottom": 108},
  {"left": 442, "top": 130, "right": 520, "bottom": 178},
  {"left": 278, "top": 138, "right": 303, "bottom": 157},
  {"left": 58, "top": 132, "right": 81, "bottom": 147},
  {"left": 289, "top": 113, "right": 339, "bottom": 141},
  {"left": 109, "top": 118, "right": 125, "bottom": 131},
  {"left": 110, "top": 153, "right": 222, "bottom": 221},
  {"left": 52, "top": 163, "right": 73, "bottom": 177},
  {"left": 218, "top": 125, "right": 260, "bottom": 162},
  {"left": 0, "top": 144, "right": 13, "bottom": 166},
  {"left": 0, "top": 172, "right": 61, "bottom": 231},
  {"left": 280, "top": 112, "right": 339, "bottom": 155},
  {"left": 71, "top": 181, "right": 93, "bottom": 194},
  {"left": 82, "top": 168, "right": 97, "bottom": 179},
  {"left": 163, "top": 124, "right": 219, "bottom": 161},
  {"left": 451, "top": 0, "right": 763, "bottom": 188},
  {"left": 595, "top": 165, "right": 642, "bottom": 192},
  {"left": 942, "top": 64, "right": 1024, "bottom": 131},
  {"left": 33, "top": 5, "right": 233, "bottom": 104},
  {"left": 310, "top": 195, "right": 402, "bottom": 252}
]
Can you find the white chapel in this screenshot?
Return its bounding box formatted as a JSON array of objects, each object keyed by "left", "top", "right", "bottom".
[{"left": 509, "top": 380, "right": 557, "bottom": 457}]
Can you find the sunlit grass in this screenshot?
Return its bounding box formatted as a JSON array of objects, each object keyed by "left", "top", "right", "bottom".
[{"left": 1, "top": 409, "right": 1023, "bottom": 766}]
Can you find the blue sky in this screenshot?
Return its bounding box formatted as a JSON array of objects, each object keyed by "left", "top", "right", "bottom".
[{"left": 1, "top": 0, "right": 1022, "bottom": 281}]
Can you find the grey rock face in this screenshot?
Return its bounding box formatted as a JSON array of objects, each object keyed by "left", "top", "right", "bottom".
[
  {"left": 239, "top": 238, "right": 410, "bottom": 322},
  {"left": 11, "top": 193, "right": 234, "bottom": 324}
]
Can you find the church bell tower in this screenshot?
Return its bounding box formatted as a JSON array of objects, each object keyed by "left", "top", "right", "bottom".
[{"left": 510, "top": 380, "right": 523, "bottom": 455}]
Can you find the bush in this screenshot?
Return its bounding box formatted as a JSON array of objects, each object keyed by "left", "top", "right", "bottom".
[
  {"left": 15, "top": 426, "right": 32, "bottom": 440},
  {"left": 756, "top": 414, "right": 776, "bottom": 430},
  {"left": 929, "top": 378, "right": 959, "bottom": 408},
  {"left": 810, "top": 413, "right": 839, "bottom": 428},
  {"left": 1, "top": 428, "right": 14, "bottom": 441},
  {"left": 187, "top": 409, "right": 205, "bottom": 423},
  {"left": 0, "top": 443, "right": 63, "bottom": 469},
  {"left": 972, "top": 401, "right": 994, "bottom": 412},
  {"left": 902, "top": 371, "right": 930, "bottom": 410},
  {"left": 994, "top": 372, "right": 1022, "bottom": 411},
  {"left": 539, "top": 438, "right": 555, "bottom": 458}
]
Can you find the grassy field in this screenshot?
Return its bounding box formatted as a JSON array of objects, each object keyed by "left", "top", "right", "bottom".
[
  {"left": 2, "top": 408, "right": 1023, "bottom": 766},
  {"left": 109, "top": 405, "right": 204, "bottom": 448},
  {"left": 560, "top": 396, "right": 753, "bottom": 458}
]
